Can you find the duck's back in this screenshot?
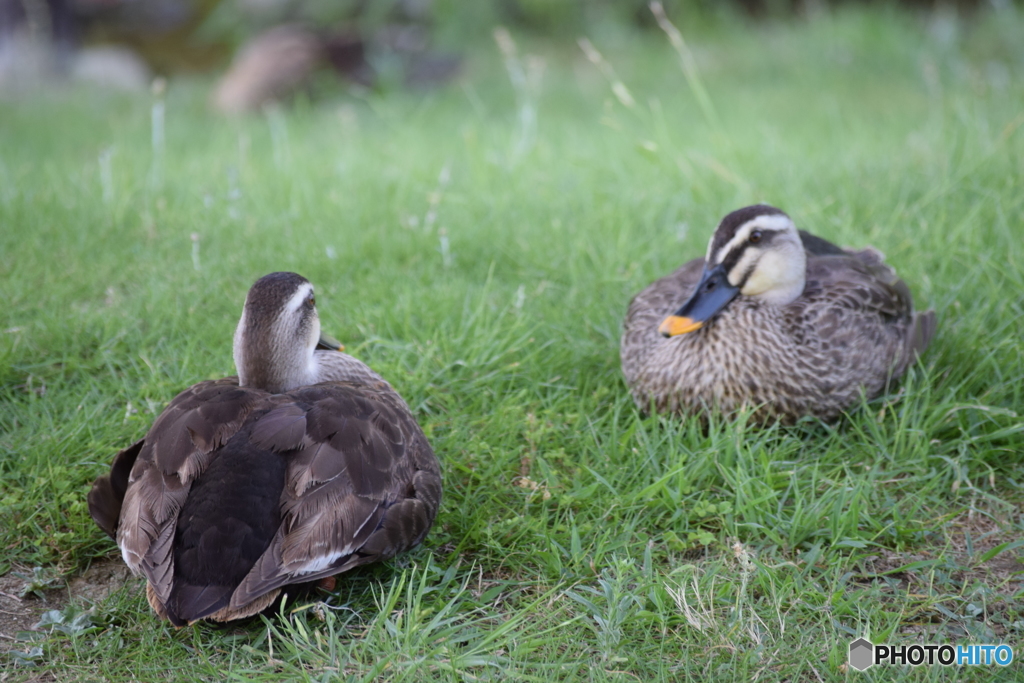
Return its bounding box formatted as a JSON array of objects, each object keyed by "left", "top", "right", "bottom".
[
  {"left": 168, "top": 425, "right": 287, "bottom": 623},
  {"left": 90, "top": 377, "right": 441, "bottom": 626}
]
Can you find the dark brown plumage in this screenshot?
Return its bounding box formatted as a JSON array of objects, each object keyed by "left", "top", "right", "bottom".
[
  {"left": 88, "top": 272, "right": 441, "bottom": 626},
  {"left": 621, "top": 206, "right": 936, "bottom": 422}
]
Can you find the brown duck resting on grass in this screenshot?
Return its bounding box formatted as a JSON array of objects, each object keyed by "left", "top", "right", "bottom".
[
  {"left": 88, "top": 272, "right": 441, "bottom": 626},
  {"left": 621, "top": 205, "right": 936, "bottom": 422}
]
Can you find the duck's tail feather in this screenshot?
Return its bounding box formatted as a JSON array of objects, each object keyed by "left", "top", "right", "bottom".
[
  {"left": 910, "top": 309, "right": 937, "bottom": 359},
  {"left": 88, "top": 439, "right": 145, "bottom": 540}
]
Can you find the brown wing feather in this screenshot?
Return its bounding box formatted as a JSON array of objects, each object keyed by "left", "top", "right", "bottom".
[
  {"left": 800, "top": 256, "right": 908, "bottom": 322},
  {"left": 249, "top": 404, "right": 311, "bottom": 452},
  {"left": 228, "top": 383, "right": 441, "bottom": 610},
  {"left": 115, "top": 378, "right": 267, "bottom": 604},
  {"left": 99, "top": 375, "right": 440, "bottom": 622},
  {"left": 791, "top": 249, "right": 931, "bottom": 381}
]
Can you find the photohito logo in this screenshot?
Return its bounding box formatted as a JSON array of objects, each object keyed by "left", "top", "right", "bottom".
[{"left": 849, "top": 638, "right": 1015, "bottom": 671}]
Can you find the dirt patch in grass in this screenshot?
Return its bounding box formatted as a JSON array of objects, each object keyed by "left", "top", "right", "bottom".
[
  {"left": 860, "top": 512, "right": 1023, "bottom": 589},
  {"left": 0, "top": 557, "right": 130, "bottom": 653},
  {"left": 853, "top": 512, "right": 1024, "bottom": 638}
]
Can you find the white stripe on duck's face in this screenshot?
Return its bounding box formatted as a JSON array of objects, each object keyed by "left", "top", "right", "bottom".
[
  {"left": 707, "top": 213, "right": 807, "bottom": 307},
  {"left": 286, "top": 283, "right": 315, "bottom": 313},
  {"left": 233, "top": 273, "right": 323, "bottom": 393}
]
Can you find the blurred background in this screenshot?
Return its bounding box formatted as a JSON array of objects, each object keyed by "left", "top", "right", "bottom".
[{"left": 1, "top": 0, "right": 1019, "bottom": 111}]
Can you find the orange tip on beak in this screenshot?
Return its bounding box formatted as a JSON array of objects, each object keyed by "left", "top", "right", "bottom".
[
  {"left": 659, "top": 315, "right": 703, "bottom": 337},
  {"left": 317, "top": 332, "right": 344, "bottom": 352}
]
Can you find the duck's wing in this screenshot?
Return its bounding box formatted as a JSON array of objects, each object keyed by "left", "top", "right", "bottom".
[
  {"left": 797, "top": 249, "right": 935, "bottom": 367},
  {"left": 798, "top": 229, "right": 847, "bottom": 257},
  {"left": 803, "top": 251, "right": 913, "bottom": 321},
  {"left": 226, "top": 382, "right": 441, "bottom": 612},
  {"left": 115, "top": 378, "right": 266, "bottom": 605}
]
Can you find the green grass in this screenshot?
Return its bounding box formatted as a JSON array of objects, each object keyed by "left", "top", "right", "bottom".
[{"left": 2, "top": 5, "right": 1023, "bottom": 681}]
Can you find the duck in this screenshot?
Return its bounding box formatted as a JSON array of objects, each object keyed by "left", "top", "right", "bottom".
[
  {"left": 620, "top": 205, "right": 936, "bottom": 422},
  {"left": 88, "top": 272, "right": 442, "bottom": 626}
]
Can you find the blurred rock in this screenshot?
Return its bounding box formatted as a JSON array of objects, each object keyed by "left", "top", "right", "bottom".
[
  {"left": 1, "top": 0, "right": 163, "bottom": 96},
  {"left": 0, "top": 32, "right": 60, "bottom": 93},
  {"left": 0, "top": 28, "right": 151, "bottom": 95},
  {"left": 71, "top": 45, "right": 151, "bottom": 91},
  {"left": 377, "top": 23, "right": 429, "bottom": 54},
  {"left": 404, "top": 51, "right": 462, "bottom": 89},
  {"left": 0, "top": 0, "right": 75, "bottom": 93},
  {"left": 212, "top": 24, "right": 324, "bottom": 114},
  {"left": 2, "top": 0, "right": 76, "bottom": 49},
  {"left": 374, "top": 23, "right": 462, "bottom": 89}
]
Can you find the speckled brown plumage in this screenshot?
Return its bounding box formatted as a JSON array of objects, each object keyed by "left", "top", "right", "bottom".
[
  {"left": 88, "top": 272, "right": 441, "bottom": 626},
  {"left": 621, "top": 216, "right": 936, "bottom": 422}
]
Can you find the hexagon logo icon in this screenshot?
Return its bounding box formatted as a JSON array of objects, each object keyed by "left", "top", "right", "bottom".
[{"left": 849, "top": 638, "right": 874, "bottom": 671}]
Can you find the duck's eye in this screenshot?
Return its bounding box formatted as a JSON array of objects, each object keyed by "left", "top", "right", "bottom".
[{"left": 749, "top": 230, "right": 763, "bottom": 244}]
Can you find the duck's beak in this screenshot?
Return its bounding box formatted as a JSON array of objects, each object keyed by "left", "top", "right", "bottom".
[
  {"left": 659, "top": 263, "right": 740, "bottom": 338},
  {"left": 316, "top": 332, "right": 345, "bottom": 352},
  {"left": 659, "top": 315, "right": 704, "bottom": 336}
]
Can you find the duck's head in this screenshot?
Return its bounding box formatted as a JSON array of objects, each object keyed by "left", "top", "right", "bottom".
[
  {"left": 233, "top": 272, "right": 344, "bottom": 393},
  {"left": 659, "top": 205, "right": 806, "bottom": 337}
]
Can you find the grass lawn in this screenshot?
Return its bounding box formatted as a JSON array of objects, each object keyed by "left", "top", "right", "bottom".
[{"left": 2, "top": 5, "right": 1023, "bottom": 681}]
